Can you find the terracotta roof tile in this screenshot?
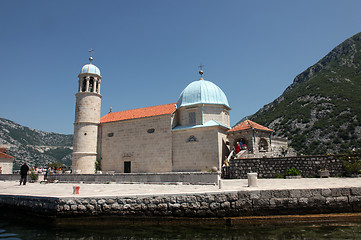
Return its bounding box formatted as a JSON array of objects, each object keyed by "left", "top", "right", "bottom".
[
  {"left": 0, "top": 152, "right": 14, "bottom": 159},
  {"left": 228, "top": 119, "right": 273, "bottom": 132},
  {"left": 101, "top": 103, "right": 177, "bottom": 123}
]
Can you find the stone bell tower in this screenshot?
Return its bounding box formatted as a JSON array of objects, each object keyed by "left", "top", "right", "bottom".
[{"left": 72, "top": 56, "right": 102, "bottom": 174}]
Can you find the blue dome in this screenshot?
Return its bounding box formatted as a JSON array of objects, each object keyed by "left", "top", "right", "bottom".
[
  {"left": 80, "top": 64, "right": 101, "bottom": 76},
  {"left": 177, "top": 79, "right": 230, "bottom": 108}
]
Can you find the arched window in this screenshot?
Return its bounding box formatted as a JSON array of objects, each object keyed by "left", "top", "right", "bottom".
[
  {"left": 95, "top": 80, "right": 98, "bottom": 93},
  {"left": 235, "top": 138, "right": 248, "bottom": 152},
  {"left": 89, "top": 77, "right": 94, "bottom": 92},
  {"left": 82, "top": 77, "right": 86, "bottom": 92},
  {"left": 259, "top": 138, "right": 268, "bottom": 152}
]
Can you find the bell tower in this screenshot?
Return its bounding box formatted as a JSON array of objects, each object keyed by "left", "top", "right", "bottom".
[{"left": 72, "top": 55, "right": 102, "bottom": 174}]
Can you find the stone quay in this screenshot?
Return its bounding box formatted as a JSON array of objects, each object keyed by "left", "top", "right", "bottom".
[{"left": 0, "top": 178, "right": 361, "bottom": 223}]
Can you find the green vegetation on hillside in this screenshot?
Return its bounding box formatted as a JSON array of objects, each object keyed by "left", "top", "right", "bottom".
[
  {"left": 251, "top": 32, "right": 361, "bottom": 155},
  {"left": 0, "top": 117, "right": 73, "bottom": 169}
]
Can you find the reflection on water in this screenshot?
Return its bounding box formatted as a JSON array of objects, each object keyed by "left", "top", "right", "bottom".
[{"left": 1, "top": 216, "right": 361, "bottom": 240}]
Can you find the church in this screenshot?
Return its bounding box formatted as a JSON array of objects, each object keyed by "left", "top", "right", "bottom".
[{"left": 71, "top": 58, "right": 289, "bottom": 174}]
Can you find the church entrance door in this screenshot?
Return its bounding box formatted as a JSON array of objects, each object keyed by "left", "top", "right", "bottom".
[{"left": 124, "top": 161, "right": 131, "bottom": 173}]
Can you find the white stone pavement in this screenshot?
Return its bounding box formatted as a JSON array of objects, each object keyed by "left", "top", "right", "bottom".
[{"left": 1, "top": 178, "right": 361, "bottom": 198}]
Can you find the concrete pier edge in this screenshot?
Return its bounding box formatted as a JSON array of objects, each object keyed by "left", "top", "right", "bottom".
[{"left": 1, "top": 186, "right": 361, "bottom": 223}]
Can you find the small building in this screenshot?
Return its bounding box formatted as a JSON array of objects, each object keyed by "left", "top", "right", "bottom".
[
  {"left": 0, "top": 148, "right": 14, "bottom": 174},
  {"left": 227, "top": 120, "right": 292, "bottom": 158}
]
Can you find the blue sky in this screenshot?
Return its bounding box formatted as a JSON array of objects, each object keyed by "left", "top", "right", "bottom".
[{"left": 1, "top": 0, "right": 361, "bottom": 134}]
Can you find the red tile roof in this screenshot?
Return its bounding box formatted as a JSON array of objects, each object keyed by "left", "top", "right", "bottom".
[
  {"left": 101, "top": 103, "right": 177, "bottom": 123},
  {"left": 0, "top": 148, "right": 14, "bottom": 159},
  {"left": 228, "top": 119, "right": 273, "bottom": 132}
]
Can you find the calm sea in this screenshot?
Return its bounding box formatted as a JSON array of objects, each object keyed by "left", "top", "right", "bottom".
[{"left": 1, "top": 215, "right": 361, "bottom": 240}]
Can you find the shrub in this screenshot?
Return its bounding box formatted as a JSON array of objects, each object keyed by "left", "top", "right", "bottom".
[
  {"left": 30, "top": 171, "right": 38, "bottom": 181},
  {"left": 275, "top": 173, "right": 285, "bottom": 178},
  {"left": 286, "top": 167, "right": 301, "bottom": 176},
  {"left": 95, "top": 160, "right": 101, "bottom": 171},
  {"left": 342, "top": 150, "right": 361, "bottom": 176}
]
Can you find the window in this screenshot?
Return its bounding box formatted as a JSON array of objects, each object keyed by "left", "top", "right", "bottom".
[
  {"left": 108, "top": 133, "right": 114, "bottom": 137},
  {"left": 187, "top": 135, "right": 198, "bottom": 142},
  {"left": 259, "top": 138, "right": 268, "bottom": 152},
  {"left": 147, "top": 128, "right": 155, "bottom": 133},
  {"left": 82, "top": 78, "right": 86, "bottom": 92},
  {"left": 89, "top": 77, "right": 94, "bottom": 92},
  {"left": 189, "top": 112, "right": 196, "bottom": 125}
]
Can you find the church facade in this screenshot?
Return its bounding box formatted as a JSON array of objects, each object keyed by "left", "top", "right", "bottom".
[
  {"left": 71, "top": 60, "right": 290, "bottom": 174},
  {"left": 72, "top": 60, "right": 231, "bottom": 174}
]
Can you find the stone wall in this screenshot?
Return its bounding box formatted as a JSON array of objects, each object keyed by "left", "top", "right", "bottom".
[
  {"left": 100, "top": 115, "right": 173, "bottom": 173},
  {"left": 229, "top": 155, "right": 345, "bottom": 179},
  {"left": 1, "top": 187, "right": 360, "bottom": 218},
  {"left": 177, "top": 104, "right": 230, "bottom": 128},
  {"left": 172, "top": 127, "right": 224, "bottom": 172},
  {"left": 0, "top": 174, "right": 20, "bottom": 181},
  {"left": 0, "top": 160, "right": 13, "bottom": 174}
]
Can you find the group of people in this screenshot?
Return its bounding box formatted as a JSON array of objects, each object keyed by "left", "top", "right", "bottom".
[
  {"left": 222, "top": 140, "right": 249, "bottom": 178},
  {"left": 235, "top": 141, "right": 247, "bottom": 154},
  {"left": 19, "top": 162, "right": 72, "bottom": 185}
]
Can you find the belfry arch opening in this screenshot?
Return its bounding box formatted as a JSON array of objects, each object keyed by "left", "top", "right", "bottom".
[
  {"left": 235, "top": 138, "right": 249, "bottom": 153},
  {"left": 82, "top": 77, "right": 86, "bottom": 92},
  {"left": 89, "top": 77, "right": 94, "bottom": 92},
  {"left": 259, "top": 138, "right": 269, "bottom": 152}
]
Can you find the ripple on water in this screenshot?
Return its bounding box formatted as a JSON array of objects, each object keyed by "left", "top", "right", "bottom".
[{"left": 0, "top": 223, "right": 20, "bottom": 240}]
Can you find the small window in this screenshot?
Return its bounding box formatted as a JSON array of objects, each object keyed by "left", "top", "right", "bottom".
[
  {"left": 187, "top": 135, "right": 197, "bottom": 142},
  {"left": 84, "top": 133, "right": 87, "bottom": 135},
  {"left": 147, "top": 128, "right": 155, "bottom": 133},
  {"left": 108, "top": 133, "right": 114, "bottom": 137},
  {"left": 189, "top": 112, "right": 196, "bottom": 125}
]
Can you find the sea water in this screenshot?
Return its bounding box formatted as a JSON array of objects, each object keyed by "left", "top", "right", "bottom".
[{"left": 1, "top": 216, "right": 361, "bottom": 239}]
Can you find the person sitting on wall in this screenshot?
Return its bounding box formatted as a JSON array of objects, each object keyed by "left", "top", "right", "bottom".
[
  {"left": 239, "top": 141, "right": 243, "bottom": 150},
  {"left": 243, "top": 143, "right": 247, "bottom": 150},
  {"left": 235, "top": 142, "right": 241, "bottom": 154}
]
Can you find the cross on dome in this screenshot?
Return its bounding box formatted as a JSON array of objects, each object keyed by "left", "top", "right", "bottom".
[
  {"left": 89, "top": 48, "right": 94, "bottom": 63},
  {"left": 198, "top": 64, "right": 204, "bottom": 80}
]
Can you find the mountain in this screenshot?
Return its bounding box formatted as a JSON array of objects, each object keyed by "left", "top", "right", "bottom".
[
  {"left": 0, "top": 117, "right": 73, "bottom": 170},
  {"left": 251, "top": 32, "right": 361, "bottom": 155}
]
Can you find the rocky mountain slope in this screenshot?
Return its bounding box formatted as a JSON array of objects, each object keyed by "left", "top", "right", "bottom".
[
  {"left": 251, "top": 32, "right": 361, "bottom": 155},
  {"left": 0, "top": 117, "right": 73, "bottom": 170}
]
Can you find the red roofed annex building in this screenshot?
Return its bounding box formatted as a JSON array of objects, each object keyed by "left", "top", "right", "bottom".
[
  {"left": 228, "top": 120, "right": 292, "bottom": 158},
  {"left": 0, "top": 148, "right": 15, "bottom": 174}
]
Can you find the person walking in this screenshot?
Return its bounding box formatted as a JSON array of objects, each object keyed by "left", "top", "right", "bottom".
[{"left": 20, "top": 161, "right": 30, "bottom": 185}]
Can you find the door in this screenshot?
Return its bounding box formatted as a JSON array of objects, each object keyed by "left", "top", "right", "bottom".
[{"left": 124, "top": 161, "right": 131, "bottom": 173}]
